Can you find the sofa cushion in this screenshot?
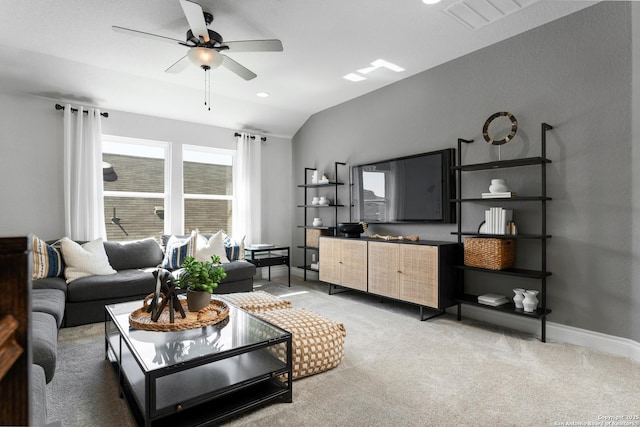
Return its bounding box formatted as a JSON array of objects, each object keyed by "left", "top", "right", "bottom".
[
  {"left": 171, "top": 260, "right": 255, "bottom": 288},
  {"left": 66, "top": 268, "right": 157, "bottom": 303},
  {"left": 60, "top": 238, "right": 116, "bottom": 283},
  {"left": 220, "top": 260, "right": 255, "bottom": 283},
  {"left": 31, "top": 364, "right": 47, "bottom": 427},
  {"left": 32, "top": 312, "right": 58, "bottom": 383},
  {"left": 103, "top": 238, "right": 164, "bottom": 271},
  {"left": 32, "top": 235, "right": 64, "bottom": 279},
  {"left": 32, "top": 276, "right": 67, "bottom": 296},
  {"left": 33, "top": 289, "right": 66, "bottom": 328}
]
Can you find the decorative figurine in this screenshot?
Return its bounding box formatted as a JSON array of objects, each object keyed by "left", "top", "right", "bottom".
[{"left": 149, "top": 269, "right": 186, "bottom": 323}]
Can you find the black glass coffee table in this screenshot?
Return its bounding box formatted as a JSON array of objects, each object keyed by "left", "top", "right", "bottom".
[{"left": 105, "top": 299, "right": 292, "bottom": 427}]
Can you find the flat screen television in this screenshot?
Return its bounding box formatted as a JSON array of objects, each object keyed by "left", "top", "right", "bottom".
[{"left": 352, "top": 148, "right": 456, "bottom": 224}]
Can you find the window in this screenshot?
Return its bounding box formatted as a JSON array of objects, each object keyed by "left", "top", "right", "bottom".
[
  {"left": 102, "top": 136, "right": 169, "bottom": 241},
  {"left": 183, "top": 145, "right": 234, "bottom": 234}
]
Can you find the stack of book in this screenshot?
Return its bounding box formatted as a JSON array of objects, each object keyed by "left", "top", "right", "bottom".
[
  {"left": 482, "top": 207, "right": 514, "bottom": 235},
  {"left": 477, "top": 294, "right": 509, "bottom": 306},
  {"left": 481, "top": 191, "right": 517, "bottom": 199}
]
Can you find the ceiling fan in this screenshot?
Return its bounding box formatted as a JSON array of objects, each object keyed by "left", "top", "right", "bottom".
[{"left": 112, "top": 0, "right": 283, "bottom": 81}]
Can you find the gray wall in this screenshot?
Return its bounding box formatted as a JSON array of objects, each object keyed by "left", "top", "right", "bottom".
[
  {"left": 292, "top": 3, "right": 638, "bottom": 341},
  {"left": 0, "top": 93, "right": 293, "bottom": 251}
]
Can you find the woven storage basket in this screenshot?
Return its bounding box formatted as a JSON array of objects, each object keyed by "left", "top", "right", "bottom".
[
  {"left": 306, "top": 229, "right": 332, "bottom": 248},
  {"left": 464, "top": 238, "right": 515, "bottom": 270}
]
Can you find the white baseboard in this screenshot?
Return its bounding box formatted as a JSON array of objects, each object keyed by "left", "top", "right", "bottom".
[{"left": 451, "top": 304, "right": 640, "bottom": 364}]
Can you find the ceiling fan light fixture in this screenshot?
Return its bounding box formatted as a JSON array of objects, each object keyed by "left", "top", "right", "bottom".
[{"left": 187, "top": 47, "right": 223, "bottom": 68}]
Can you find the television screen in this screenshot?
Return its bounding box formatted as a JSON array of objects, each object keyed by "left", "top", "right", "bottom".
[{"left": 352, "top": 149, "right": 455, "bottom": 223}]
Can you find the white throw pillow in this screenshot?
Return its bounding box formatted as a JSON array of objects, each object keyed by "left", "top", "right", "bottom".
[
  {"left": 61, "top": 237, "right": 117, "bottom": 283},
  {"left": 195, "top": 230, "right": 229, "bottom": 264}
]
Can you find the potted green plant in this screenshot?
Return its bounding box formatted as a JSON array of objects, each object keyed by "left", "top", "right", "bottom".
[{"left": 177, "top": 255, "right": 227, "bottom": 312}]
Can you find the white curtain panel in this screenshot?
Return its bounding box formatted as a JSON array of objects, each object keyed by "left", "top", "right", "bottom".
[
  {"left": 233, "top": 132, "right": 262, "bottom": 245},
  {"left": 63, "top": 104, "right": 107, "bottom": 240}
]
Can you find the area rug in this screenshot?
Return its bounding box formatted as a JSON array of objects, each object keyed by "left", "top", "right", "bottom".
[{"left": 47, "top": 276, "right": 640, "bottom": 426}]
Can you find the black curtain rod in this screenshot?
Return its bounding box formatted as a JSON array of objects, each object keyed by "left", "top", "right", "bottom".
[
  {"left": 234, "top": 132, "right": 266, "bottom": 142},
  {"left": 55, "top": 103, "right": 109, "bottom": 118}
]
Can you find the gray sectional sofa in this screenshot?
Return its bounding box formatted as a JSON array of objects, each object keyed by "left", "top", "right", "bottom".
[
  {"left": 30, "top": 236, "right": 256, "bottom": 424},
  {"left": 33, "top": 237, "right": 256, "bottom": 327}
]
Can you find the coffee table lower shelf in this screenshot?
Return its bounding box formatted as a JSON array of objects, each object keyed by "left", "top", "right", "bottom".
[{"left": 110, "top": 355, "right": 289, "bottom": 427}]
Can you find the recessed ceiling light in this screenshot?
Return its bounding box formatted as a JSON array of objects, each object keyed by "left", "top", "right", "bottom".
[
  {"left": 343, "top": 73, "right": 367, "bottom": 82},
  {"left": 256, "top": 92, "right": 270, "bottom": 98},
  {"left": 423, "top": 0, "right": 442, "bottom": 4},
  {"left": 370, "top": 59, "right": 405, "bottom": 72}
]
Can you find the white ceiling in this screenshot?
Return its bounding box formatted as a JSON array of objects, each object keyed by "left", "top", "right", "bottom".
[{"left": 0, "top": 0, "right": 595, "bottom": 138}]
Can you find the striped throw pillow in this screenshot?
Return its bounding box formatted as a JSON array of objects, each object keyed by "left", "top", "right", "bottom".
[
  {"left": 162, "top": 231, "right": 197, "bottom": 269},
  {"left": 32, "top": 236, "right": 64, "bottom": 280},
  {"left": 223, "top": 233, "right": 245, "bottom": 261}
]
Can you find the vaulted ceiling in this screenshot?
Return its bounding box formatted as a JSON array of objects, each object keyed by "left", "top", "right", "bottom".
[{"left": 0, "top": 0, "right": 594, "bottom": 137}]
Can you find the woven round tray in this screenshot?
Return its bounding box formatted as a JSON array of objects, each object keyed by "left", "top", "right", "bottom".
[{"left": 129, "top": 294, "right": 230, "bottom": 332}]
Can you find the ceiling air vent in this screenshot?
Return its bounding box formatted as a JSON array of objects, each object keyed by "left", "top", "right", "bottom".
[{"left": 442, "top": 0, "right": 540, "bottom": 30}]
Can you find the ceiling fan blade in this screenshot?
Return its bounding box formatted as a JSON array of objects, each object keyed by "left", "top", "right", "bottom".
[
  {"left": 223, "top": 39, "right": 283, "bottom": 53},
  {"left": 179, "top": 0, "right": 210, "bottom": 43},
  {"left": 165, "top": 55, "right": 190, "bottom": 73},
  {"left": 221, "top": 56, "right": 257, "bottom": 81},
  {"left": 112, "top": 26, "right": 187, "bottom": 46}
]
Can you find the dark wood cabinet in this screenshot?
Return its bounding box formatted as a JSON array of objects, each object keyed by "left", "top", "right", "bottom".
[{"left": 0, "top": 236, "right": 33, "bottom": 426}]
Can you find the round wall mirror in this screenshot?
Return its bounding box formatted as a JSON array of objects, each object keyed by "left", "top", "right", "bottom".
[{"left": 482, "top": 112, "right": 518, "bottom": 145}]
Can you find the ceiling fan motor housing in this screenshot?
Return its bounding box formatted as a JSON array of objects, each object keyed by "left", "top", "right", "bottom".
[{"left": 186, "top": 29, "right": 223, "bottom": 47}]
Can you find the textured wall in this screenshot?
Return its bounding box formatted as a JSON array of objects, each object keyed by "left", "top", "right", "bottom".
[{"left": 292, "top": 3, "right": 637, "bottom": 340}]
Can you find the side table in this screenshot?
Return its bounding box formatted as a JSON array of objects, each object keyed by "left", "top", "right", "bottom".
[{"left": 245, "top": 246, "right": 290, "bottom": 287}]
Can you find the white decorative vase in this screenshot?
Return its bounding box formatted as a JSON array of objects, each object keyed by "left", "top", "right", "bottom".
[
  {"left": 489, "top": 179, "right": 509, "bottom": 193},
  {"left": 311, "top": 197, "right": 320, "bottom": 205},
  {"left": 513, "top": 288, "right": 526, "bottom": 309},
  {"left": 319, "top": 196, "right": 329, "bottom": 205},
  {"left": 312, "top": 218, "right": 323, "bottom": 227},
  {"left": 522, "top": 290, "right": 539, "bottom": 313}
]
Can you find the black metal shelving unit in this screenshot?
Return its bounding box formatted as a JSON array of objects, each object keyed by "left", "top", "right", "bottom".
[
  {"left": 452, "top": 123, "right": 553, "bottom": 342},
  {"left": 297, "top": 162, "right": 346, "bottom": 281}
]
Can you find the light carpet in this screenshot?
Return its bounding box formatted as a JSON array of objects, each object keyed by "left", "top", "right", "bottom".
[{"left": 47, "top": 276, "right": 640, "bottom": 426}]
